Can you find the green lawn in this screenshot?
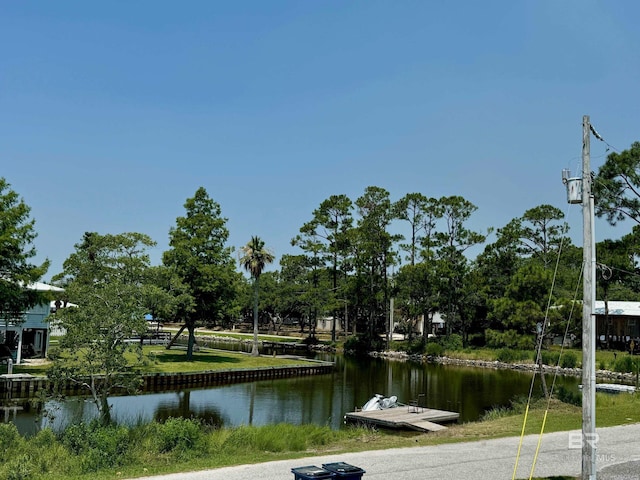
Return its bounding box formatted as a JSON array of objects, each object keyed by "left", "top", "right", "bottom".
[
  {"left": 139, "top": 346, "right": 316, "bottom": 373},
  {"left": 7, "top": 345, "right": 317, "bottom": 376}
]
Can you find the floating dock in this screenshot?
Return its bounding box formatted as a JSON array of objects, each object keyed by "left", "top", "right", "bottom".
[
  {"left": 344, "top": 406, "right": 459, "bottom": 432},
  {"left": 579, "top": 383, "right": 637, "bottom": 394}
]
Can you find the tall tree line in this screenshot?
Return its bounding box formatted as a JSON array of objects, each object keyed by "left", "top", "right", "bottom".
[{"left": 5, "top": 137, "right": 640, "bottom": 363}]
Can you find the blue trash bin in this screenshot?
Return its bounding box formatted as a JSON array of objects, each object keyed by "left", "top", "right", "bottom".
[
  {"left": 292, "top": 465, "right": 335, "bottom": 480},
  {"left": 322, "top": 462, "right": 365, "bottom": 480}
]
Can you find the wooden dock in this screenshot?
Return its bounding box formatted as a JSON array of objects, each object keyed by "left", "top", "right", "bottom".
[{"left": 344, "top": 406, "right": 459, "bottom": 432}]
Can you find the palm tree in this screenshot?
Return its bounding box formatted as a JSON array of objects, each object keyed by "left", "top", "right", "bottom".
[{"left": 239, "top": 236, "right": 275, "bottom": 356}]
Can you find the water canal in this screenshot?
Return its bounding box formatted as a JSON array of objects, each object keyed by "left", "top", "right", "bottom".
[{"left": 5, "top": 352, "right": 580, "bottom": 436}]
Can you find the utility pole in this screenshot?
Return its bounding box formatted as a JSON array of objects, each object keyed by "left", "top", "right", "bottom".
[
  {"left": 581, "top": 115, "right": 597, "bottom": 480},
  {"left": 562, "top": 115, "right": 597, "bottom": 480}
]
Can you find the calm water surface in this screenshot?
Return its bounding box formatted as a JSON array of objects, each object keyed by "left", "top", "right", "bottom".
[{"left": 6, "top": 352, "right": 580, "bottom": 436}]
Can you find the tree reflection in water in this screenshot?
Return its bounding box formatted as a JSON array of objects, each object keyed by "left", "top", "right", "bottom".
[
  {"left": 4, "top": 354, "right": 581, "bottom": 436},
  {"left": 154, "top": 391, "right": 225, "bottom": 428}
]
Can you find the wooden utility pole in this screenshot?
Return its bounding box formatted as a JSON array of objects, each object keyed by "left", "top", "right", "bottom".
[
  {"left": 582, "top": 114, "right": 597, "bottom": 480},
  {"left": 562, "top": 116, "right": 597, "bottom": 480}
]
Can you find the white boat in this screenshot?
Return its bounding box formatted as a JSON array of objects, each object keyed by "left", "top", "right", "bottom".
[{"left": 361, "top": 394, "right": 398, "bottom": 411}]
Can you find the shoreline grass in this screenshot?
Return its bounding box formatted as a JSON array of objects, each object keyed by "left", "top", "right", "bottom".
[{"left": 1, "top": 393, "right": 637, "bottom": 480}]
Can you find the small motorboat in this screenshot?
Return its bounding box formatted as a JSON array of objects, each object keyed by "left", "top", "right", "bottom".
[{"left": 361, "top": 394, "right": 398, "bottom": 411}]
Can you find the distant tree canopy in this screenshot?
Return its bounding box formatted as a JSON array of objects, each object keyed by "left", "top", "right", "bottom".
[
  {"left": 594, "top": 141, "right": 640, "bottom": 226},
  {"left": 0, "top": 177, "right": 49, "bottom": 330},
  {"left": 9, "top": 157, "right": 640, "bottom": 359}
]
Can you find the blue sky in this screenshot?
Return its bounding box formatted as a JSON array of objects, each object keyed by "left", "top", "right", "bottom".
[{"left": 2, "top": 1, "right": 639, "bottom": 279}]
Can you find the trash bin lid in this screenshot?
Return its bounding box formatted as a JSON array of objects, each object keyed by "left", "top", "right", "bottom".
[
  {"left": 322, "top": 462, "right": 365, "bottom": 474},
  {"left": 292, "top": 466, "right": 334, "bottom": 478}
]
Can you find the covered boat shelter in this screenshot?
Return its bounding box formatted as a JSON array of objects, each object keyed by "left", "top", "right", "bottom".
[{"left": 595, "top": 300, "right": 640, "bottom": 352}]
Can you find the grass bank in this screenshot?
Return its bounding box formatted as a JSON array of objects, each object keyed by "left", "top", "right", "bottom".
[
  {"left": 1, "top": 393, "right": 638, "bottom": 480},
  {"left": 9, "top": 345, "right": 317, "bottom": 376},
  {"left": 138, "top": 347, "right": 317, "bottom": 373},
  {"left": 389, "top": 339, "right": 640, "bottom": 375}
]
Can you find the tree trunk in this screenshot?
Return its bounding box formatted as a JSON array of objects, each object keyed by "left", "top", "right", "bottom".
[
  {"left": 251, "top": 277, "right": 259, "bottom": 356},
  {"left": 166, "top": 324, "right": 187, "bottom": 350},
  {"left": 538, "top": 354, "right": 549, "bottom": 399},
  {"left": 99, "top": 394, "right": 112, "bottom": 425},
  {"left": 536, "top": 332, "right": 549, "bottom": 400},
  {"left": 186, "top": 324, "right": 195, "bottom": 360}
]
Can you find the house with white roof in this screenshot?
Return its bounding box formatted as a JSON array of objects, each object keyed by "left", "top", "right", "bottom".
[{"left": 1, "top": 282, "right": 63, "bottom": 365}]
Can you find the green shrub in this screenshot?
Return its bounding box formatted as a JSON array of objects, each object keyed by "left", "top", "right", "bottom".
[
  {"left": 387, "top": 340, "right": 404, "bottom": 352},
  {"left": 538, "top": 350, "right": 560, "bottom": 366},
  {"left": 156, "top": 417, "right": 204, "bottom": 454},
  {"left": 4, "top": 454, "right": 33, "bottom": 480},
  {"left": 497, "top": 348, "right": 517, "bottom": 363},
  {"left": 495, "top": 348, "right": 529, "bottom": 363},
  {"left": 556, "top": 385, "right": 581, "bottom": 406},
  {"left": 560, "top": 351, "right": 578, "bottom": 369},
  {"left": 343, "top": 333, "right": 383, "bottom": 355},
  {"left": 425, "top": 342, "right": 443, "bottom": 357},
  {"left": 440, "top": 334, "right": 463, "bottom": 351},
  {"left": 59, "top": 422, "right": 90, "bottom": 455},
  {"left": 485, "top": 329, "right": 534, "bottom": 349},
  {"left": 0, "top": 423, "right": 23, "bottom": 463},
  {"left": 613, "top": 355, "right": 640, "bottom": 373},
  {"left": 27, "top": 428, "right": 56, "bottom": 449},
  {"left": 26, "top": 430, "right": 72, "bottom": 478},
  {"left": 60, "top": 421, "right": 132, "bottom": 472},
  {"left": 407, "top": 337, "right": 426, "bottom": 354},
  {"left": 508, "top": 396, "right": 530, "bottom": 414}
]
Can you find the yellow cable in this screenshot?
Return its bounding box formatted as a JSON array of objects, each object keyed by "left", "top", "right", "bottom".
[
  {"left": 511, "top": 403, "right": 530, "bottom": 480},
  {"left": 528, "top": 409, "right": 549, "bottom": 479},
  {"left": 513, "top": 204, "right": 579, "bottom": 479},
  {"left": 526, "top": 264, "right": 583, "bottom": 478}
]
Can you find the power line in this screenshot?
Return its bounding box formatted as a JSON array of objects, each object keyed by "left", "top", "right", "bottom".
[
  {"left": 597, "top": 262, "right": 640, "bottom": 280},
  {"left": 589, "top": 123, "right": 621, "bottom": 153}
]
